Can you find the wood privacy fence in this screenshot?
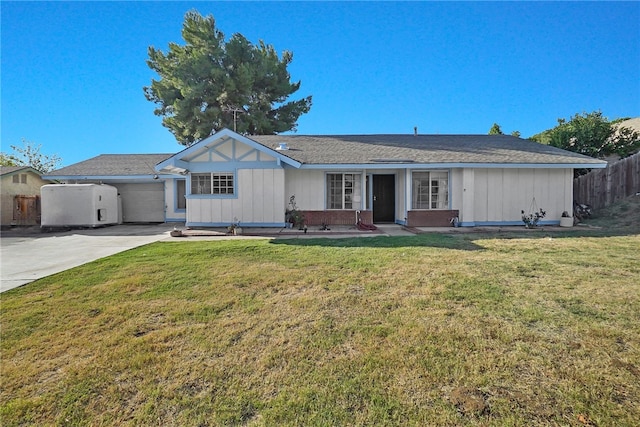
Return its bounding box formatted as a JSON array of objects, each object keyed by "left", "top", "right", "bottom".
[{"left": 573, "top": 152, "right": 640, "bottom": 210}]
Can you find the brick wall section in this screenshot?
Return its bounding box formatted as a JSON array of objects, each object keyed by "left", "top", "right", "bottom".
[
  {"left": 298, "top": 210, "right": 457, "bottom": 227},
  {"left": 300, "top": 210, "right": 373, "bottom": 226},
  {"left": 406, "top": 210, "right": 459, "bottom": 227}
]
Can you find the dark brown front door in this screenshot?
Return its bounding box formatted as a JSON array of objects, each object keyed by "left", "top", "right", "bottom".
[{"left": 373, "top": 175, "right": 395, "bottom": 223}]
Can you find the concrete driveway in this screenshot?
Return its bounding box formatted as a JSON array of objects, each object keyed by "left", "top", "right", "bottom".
[
  {"left": 0, "top": 223, "right": 419, "bottom": 294},
  {"left": 1, "top": 224, "right": 176, "bottom": 293}
]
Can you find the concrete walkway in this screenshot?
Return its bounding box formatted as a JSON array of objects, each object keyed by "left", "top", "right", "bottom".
[
  {"left": 0, "top": 224, "right": 176, "bottom": 293},
  {"left": 165, "top": 223, "right": 416, "bottom": 240}
]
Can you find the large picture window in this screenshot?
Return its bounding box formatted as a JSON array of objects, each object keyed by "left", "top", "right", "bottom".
[
  {"left": 326, "top": 173, "right": 362, "bottom": 209},
  {"left": 191, "top": 172, "right": 234, "bottom": 195},
  {"left": 412, "top": 171, "right": 448, "bottom": 209}
]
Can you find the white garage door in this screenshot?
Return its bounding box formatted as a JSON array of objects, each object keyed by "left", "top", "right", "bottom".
[{"left": 116, "top": 183, "right": 165, "bottom": 223}]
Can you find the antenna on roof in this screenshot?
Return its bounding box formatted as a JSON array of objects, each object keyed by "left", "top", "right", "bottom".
[{"left": 222, "top": 105, "right": 245, "bottom": 132}]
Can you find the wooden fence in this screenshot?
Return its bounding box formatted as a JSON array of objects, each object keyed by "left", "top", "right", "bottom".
[{"left": 573, "top": 152, "right": 640, "bottom": 210}]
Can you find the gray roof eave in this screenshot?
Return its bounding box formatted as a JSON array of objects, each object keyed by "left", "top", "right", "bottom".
[
  {"left": 297, "top": 161, "right": 608, "bottom": 170},
  {"left": 40, "top": 174, "right": 172, "bottom": 181}
]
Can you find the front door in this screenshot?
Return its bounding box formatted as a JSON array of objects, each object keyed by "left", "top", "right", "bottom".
[{"left": 373, "top": 175, "right": 395, "bottom": 223}]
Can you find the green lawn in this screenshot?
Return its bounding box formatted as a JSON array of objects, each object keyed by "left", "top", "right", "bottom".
[{"left": 2, "top": 225, "right": 639, "bottom": 425}]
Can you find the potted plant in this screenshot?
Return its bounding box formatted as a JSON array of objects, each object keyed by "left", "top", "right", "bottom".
[
  {"left": 559, "top": 211, "right": 574, "bottom": 227},
  {"left": 285, "top": 195, "right": 305, "bottom": 230},
  {"left": 521, "top": 208, "right": 546, "bottom": 228},
  {"left": 227, "top": 218, "right": 242, "bottom": 235}
]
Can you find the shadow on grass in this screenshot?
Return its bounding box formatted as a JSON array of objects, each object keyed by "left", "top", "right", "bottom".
[
  {"left": 270, "top": 223, "right": 639, "bottom": 250},
  {"left": 270, "top": 233, "right": 485, "bottom": 250},
  {"left": 468, "top": 224, "right": 640, "bottom": 241}
]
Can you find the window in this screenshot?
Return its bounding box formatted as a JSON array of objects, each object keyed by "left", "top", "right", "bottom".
[
  {"left": 176, "top": 179, "right": 186, "bottom": 209},
  {"left": 326, "top": 173, "right": 362, "bottom": 209},
  {"left": 12, "top": 174, "right": 27, "bottom": 184},
  {"left": 191, "top": 173, "right": 234, "bottom": 195},
  {"left": 212, "top": 173, "right": 234, "bottom": 194},
  {"left": 191, "top": 174, "right": 211, "bottom": 195},
  {"left": 412, "top": 171, "right": 448, "bottom": 209}
]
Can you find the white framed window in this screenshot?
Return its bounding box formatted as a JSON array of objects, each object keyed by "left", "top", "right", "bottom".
[
  {"left": 191, "top": 172, "right": 234, "bottom": 195},
  {"left": 326, "top": 173, "right": 362, "bottom": 209},
  {"left": 412, "top": 171, "right": 449, "bottom": 209}
]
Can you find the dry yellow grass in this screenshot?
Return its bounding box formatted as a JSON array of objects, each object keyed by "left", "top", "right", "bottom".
[{"left": 2, "top": 215, "right": 639, "bottom": 425}]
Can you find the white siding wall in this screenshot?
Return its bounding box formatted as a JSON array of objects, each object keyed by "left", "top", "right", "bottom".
[
  {"left": 285, "top": 168, "right": 411, "bottom": 215},
  {"left": 450, "top": 169, "right": 464, "bottom": 215},
  {"left": 396, "top": 170, "right": 405, "bottom": 221},
  {"left": 187, "top": 168, "right": 285, "bottom": 225},
  {"left": 284, "top": 169, "right": 326, "bottom": 210},
  {"left": 470, "top": 168, "right": 572, "bottom": 224},
  {"left": 285, "top": 169, "right": 404, "bottom": 213},
  {"left": 164, "top": 179, "right": 186, "bottom": 221}
]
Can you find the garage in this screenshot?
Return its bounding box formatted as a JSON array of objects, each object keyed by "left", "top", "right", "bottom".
[{"left": 115, "top": 183, "right": 165, "bottom": 223}]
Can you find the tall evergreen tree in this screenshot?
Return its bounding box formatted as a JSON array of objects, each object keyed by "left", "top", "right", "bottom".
[{"left": 144, "top": 10, "right": 312, "bottom": 145}]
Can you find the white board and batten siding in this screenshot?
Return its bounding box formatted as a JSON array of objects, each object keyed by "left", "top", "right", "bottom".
[
  {"left": 284, "top": 169, "right": 325, "bottom": 210},
  {"left": 187, "top": 169, "right": 285, "bottom": 226},
  {"left": 453, "top": 168, "right": 573, "bottom": 225}
]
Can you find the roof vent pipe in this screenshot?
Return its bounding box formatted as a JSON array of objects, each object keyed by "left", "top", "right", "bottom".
[
  {"left": 276, "top": 142, "right": 289, "bottom": 151},
  {"left": 414, "top": 126, "right": 418, "bottom": 136}
]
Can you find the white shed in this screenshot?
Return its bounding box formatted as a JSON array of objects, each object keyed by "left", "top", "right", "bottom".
[{"left": 41, "top": 184, "right": 119, "bottom": 227}]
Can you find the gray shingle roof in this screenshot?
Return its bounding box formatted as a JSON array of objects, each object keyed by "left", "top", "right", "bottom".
[
  {"left": 44, "top": 154, "right": 172, "bottom": 177},
  {"left": 249, "top": 134, "right": 606, "bottom": 165},
  {"left": 0, "top": 166, "right": 45, "bottom": 176},
  {"left": 1, "top": 166, "right": 30, "bottom": 176},
  {"left": 43, "top": 134, "right": 606, "bottom": 178}
]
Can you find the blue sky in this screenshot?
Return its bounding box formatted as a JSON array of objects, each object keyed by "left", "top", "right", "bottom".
[{"left": 2, "top": 1, "right": 639, "bottom": 166}]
